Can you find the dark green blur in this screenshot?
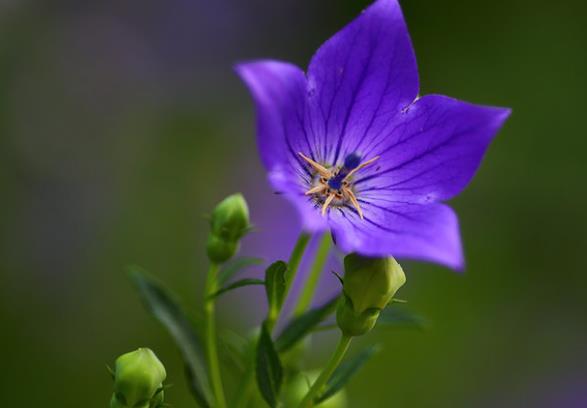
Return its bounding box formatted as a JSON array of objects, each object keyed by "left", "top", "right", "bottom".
[{"left": 1, "top": 0, "right": 586, "bottom": 406}]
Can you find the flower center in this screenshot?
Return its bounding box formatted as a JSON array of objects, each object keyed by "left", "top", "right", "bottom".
[{"left": 298, "top": 152, "right": 380, "bottom": 219}]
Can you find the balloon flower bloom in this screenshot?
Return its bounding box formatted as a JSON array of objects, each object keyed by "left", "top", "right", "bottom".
[{"left": 237, "top": 0, "right": 510, "bottom": 270}]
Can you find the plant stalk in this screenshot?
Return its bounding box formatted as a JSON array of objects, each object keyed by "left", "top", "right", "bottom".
[
  {"left": 234, "top": 232, "right": 311, "bottom": 408},
  {"left": 297, "top": 334, "right": 353, "bottom": 408},
  {"left": 204, "top": 263, "right": 227, "bottom": 408},
  {"left": 292, "top": 233, "right": 331, "bottom": 316}
]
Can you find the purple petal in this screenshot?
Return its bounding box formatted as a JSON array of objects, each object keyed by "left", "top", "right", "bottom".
[
  {"left": 354, "top": 95, "right": 511, "bottom": 203},
  {"left": 268, "top": 168, "right": 328, "bottom": 232},
  {"left": 235, "top": 60, "right": 309, "bottom": 171},
  {"left": 306, "top": 0, "right": 418, "bottom": 166},
  {"left": 328, "top": 202, "right": 464, "bottom": 270}
]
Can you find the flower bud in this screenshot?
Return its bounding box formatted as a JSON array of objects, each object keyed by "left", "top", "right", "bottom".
[
  {"left": 110, "top": 348, "right": 166, "bottom": 408},
  {"left": 336, "top": 254, "right": 406, "bottom": 337},
  {"left": 207, "top": 194, "right": 250, "bottom": 263},
  {"left": 209, "top": 194, "right": 250, "bottom": 242},
  {"left": 206, "top": 235, "right": 239, "bottom": 264}
]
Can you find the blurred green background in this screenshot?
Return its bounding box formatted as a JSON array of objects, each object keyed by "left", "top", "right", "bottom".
[{"left": 1, "top": 0, "right": 586, "bottom": 406}]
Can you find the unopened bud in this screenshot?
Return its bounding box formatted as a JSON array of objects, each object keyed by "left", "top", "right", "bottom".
[
  {"left": 206, "top": 235, "right": 239, "bottom": 264},
  {"left": 110, "top": 348, "right": 166, "bottom": 408},
  {"left": 207, "top": 194, "right": 250, "bottom": 263},
  {"left": 336, "top": 254, "right": 406, "bottom": 336}
]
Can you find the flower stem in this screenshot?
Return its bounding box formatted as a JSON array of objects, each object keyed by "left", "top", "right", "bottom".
[
  {"left": 297, "top": 334, "right": 353, "bottom": 408},
  {"left": 285, "top": 232, "right": 312, "bottom": 295},
  {"left": 292, "top": 233, "right": 331, "bottom": 316},
  {"left": 234, "top": 232, "right": 311, "bottom": 408},
  {"left": 204, "top": 263, "right": 227, "bottom": 408}
]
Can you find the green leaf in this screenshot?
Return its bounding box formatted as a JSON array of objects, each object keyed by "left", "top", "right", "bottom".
[
  {"left": 218, "top": 329, "right": 249, "bottom": 372},
  {"left": 275, "top": 296, "right": 339, "bottom": 353},
  {"left": 265, "top": 261, "right": 287, "bottom": 312},
  {"left": 207, "top": 278, "right": 265, "bottom": 300},
  {"left": 316, "top": 345, "right": 380, "bottom": 404},
  {"left": 129, "top": 267, "right": 212, "bottom": 408},
  {"left": 378, "top": 306, "right": 427, "bottom": 330},
  {"left": 218, "top": 256, "right": 264, "bottom": 285},
  {"left": 255, "top": 322, "right": 283, "bottom": 408}
]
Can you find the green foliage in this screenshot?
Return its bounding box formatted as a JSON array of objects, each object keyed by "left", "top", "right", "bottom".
[
  {"left": 377, "top": 306, "right": 428, "bottom": 330},
  {"left": 275, "top": 296, "right": 339, "bottom": 353},
  {"left": 207, "top": 278, "right": 265, "bottom": 300},
  {"left": 255, "top": 322, "right": 283, "bottom": 408},
  {"left": 264, "top": 261, "right": 288, "bottom": 318},
  {"left": 315, "top": 345, "right": 380, "bottom": 404},
  {"left": 129, "top": 267, "right": 213, "bottom": 408},
  {"left": 218, "top": 257, "right": 264, "bottom": 285},
  {"left": 282, "top": 371, "right": 347, "bottom": 408}
]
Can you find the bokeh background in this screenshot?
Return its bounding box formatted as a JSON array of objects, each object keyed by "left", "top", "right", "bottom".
[{"left": 1, "top": 0, "right": 586, "bottom": 406}]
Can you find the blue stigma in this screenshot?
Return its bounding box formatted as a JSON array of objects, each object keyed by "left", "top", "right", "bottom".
[
  {"left": 344, "top": 153, "right": 361, "bottom": 170},
  {"left": 328, "top": 174, "right": 344, "bottom": 190}
]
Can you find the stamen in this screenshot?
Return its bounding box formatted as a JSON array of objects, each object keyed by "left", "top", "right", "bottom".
[
  {"left": 298, "top": 151, "right": 377, "bottom": 220},
  {"left": 298, "top": 152, "right": 331, "bottom": 178},
  {"left": 305, "top": 184, "right": 327, "bottom": 196},
  {"left": 344, "top": 187, "right": 364, "bottom": 220},
  {"left": 321, "top": 193, "right": 336, "bottom": 216}
]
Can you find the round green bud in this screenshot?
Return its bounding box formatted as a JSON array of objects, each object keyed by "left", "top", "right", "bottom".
[
  {"left": 110, "top": 348, "right": 166, "bottom": 408},
  {"left": 343, "top": 254, "right": 406, "bottom": 312},
  {"left": 336, "top": 254, "right": 406, "bottom": 337},
  {"left": 209, "top": 193, "right": 250, "bottom": 242},
  {"left": 281, "top": 371, "right": 347, "bottom": 408},
  {"left": 207, "top": 194, "right": 250, "bottom": 263},
  {"left": 336, "top": 296, "right": 381, "bottom": 337},
  {"left": 206, "top": 234, "right": 239, "bottom": 264}
]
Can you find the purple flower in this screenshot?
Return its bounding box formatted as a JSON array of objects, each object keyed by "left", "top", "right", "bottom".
[{"left": 236, "top": 0, "right": 510, "bottom": 270}]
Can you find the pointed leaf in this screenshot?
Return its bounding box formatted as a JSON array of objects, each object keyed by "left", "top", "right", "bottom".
[
  {"left": 378, "top": 306, "right": 427, "bottom": 330},
  {"left": 265, "top": 261, "right": 287, "bottom": 312},
  {"left": 256, "top": 322, "right": 283, "bottom": 408},
  {"left": 207, "top": 278, "right": 265, "bottom": 300},
  {"left": 218, "top": 256, "right": 264, "bottom": 285},
  {"left": 316, "top": 345, "right": 380, "bottom": 404},
  {"left": 218, "top": 329, "right": 249, "bottom": 372},
  {"left": 129, "top": 267, "right": 212, "bottom": 408},
  {"left": 275, "top": 296, "right": 339, "bottom": 353}
]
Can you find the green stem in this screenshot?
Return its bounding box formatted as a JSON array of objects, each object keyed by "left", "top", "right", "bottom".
[
  {"left": 234, "top": 232, "right": 311, "bottom": 408},
  {"left": 297, "top": 334, "right": 353, "bottom": 408},
  {"left": 285, "top": 232, "right": 311, "bottom": 296},
  {"left": 204, "top": 263, "right": 227, "bottom": 408},
  {"left": 292, "top": 233, "right": 331, "bottom": 316}
]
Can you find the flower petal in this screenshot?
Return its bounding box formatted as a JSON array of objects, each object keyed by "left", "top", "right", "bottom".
[
  {"left": 328, "top": 201, "right": 464, "bottom": 270},
  {"left": 353, "top": 95, "right": 511, "bottom": 203},
  {"left": 235, "top": 60, "right": 310, "bottom": 171},
  {"left": 306, "top": 0, "right": 418, "bottom": 166},
  {"left": 268, "top": 168, "right": 329, "bottom": 233}
]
